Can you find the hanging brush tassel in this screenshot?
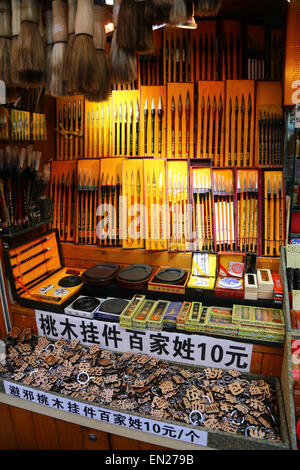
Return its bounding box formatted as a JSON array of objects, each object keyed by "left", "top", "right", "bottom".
[
  {"left": 16, "top": 0, "right": 46, "bottom": 86},
  {"left": 168, "top": 0, "right": 188, "bottom": 25},
  {"left": 135, "top": 0, "right": 153, "bottom": 53},
  {"left": 116, "top": 0, "right": 137, "bottom": 52},
  {"left": 49, "top": 0, "right": 68, "bottom": 97},
  {"left": 85, "top": 2, "right": 110, "bottom": 102},
  {"left": 63, "top": 0, "right": 76, "bottom": 87},
  {"left": 44, "top": 7, "right": 52, "bottom": 93},
  {"left": 110, "top": 0, "right": 137, "bottom": 84},
  {"left": 0, "top": 0, "right": 12, "bottom": 84},
  {"left": 66, "top": 0, "right": 101, "bottom": 97},
  {"left": 10, "top": 0, "right": 21, "bottom": 85}
]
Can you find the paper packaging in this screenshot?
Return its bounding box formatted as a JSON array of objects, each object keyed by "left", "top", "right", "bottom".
[
  {"left": 257, "top": 268, "right": 274, "bottom": 299},
  {"left": 147, "top": 300, "right": 170, "bottom": 330},
  {"left": 244, "top": 273, "right": 258, "bottom": 300},
  {"left": 119, "top": 295, "right": 146, "bottom": 329}
]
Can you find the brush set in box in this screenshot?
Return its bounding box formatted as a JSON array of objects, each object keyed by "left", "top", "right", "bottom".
[
  {"left": 212, "top": 169, "right": 236, "bottom": 252},
  {"left": 3, "top": 230, "right": 84, "bottom": 313},
  {"left": 236, "top": 169, "right": 259, "bottom": 254},
  {"left": 191, "top": 167, "right": 214, "bottom": 252},
  {"left": 84, "top": 98, "right": 112, "bottom": 158},
  {"left": 262, "top": 170, "right": 285, "bottom": 257},
  {"left": 187, "top": 252, "right": 217, "bottom": 293},
  {"left": 232, "top": 304, "right": 285, "bottom": 342},
  {"left": 56, "top": 97, "right": 84, "bottom": 160}
]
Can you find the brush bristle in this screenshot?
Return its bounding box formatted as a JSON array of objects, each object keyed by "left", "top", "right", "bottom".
[
  {"left": 66, "top": 34, "right": 102, "bottom": 96},
  {"left": 116, "top": 0, "right": 138, "bottom": 51},
  {"left": 0, "top": 37, "right": 11, "bottom": 84},
  {"left": 49, "top": 42, "right": 67, "bottom": 97},
  {"left": 17, "top": 21, "right": 46, "bottom": 85},
  {"left": 85, "top": 49, "right": 110, "bottom": 102},
  {"left": 63, "top": 33, "right": 75, "bottom": 85},
  {"left": 6, "top": 85, "right": 18, "bottom": 103},
  {"left": 10, "top": 36, "right": 20, "bottom": 85},
  {"left": 169, "top": 0, "right": 188, "bottom": 24},
  {"left": 110, "top": 31, "right": 137, "bottom": 84},
  {"left": 136, "top": 2, "right": 154, "bottom": 53},
  {"left": 45, "top": 44, "right": 52, "bottom": 93}
]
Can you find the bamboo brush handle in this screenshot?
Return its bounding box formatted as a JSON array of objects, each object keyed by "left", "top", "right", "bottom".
[
  {"left": 68, "top": 0, "right": 76, "bottom": 34},
  {"left": 44, "top": 9, "right": 52, "bottom": 46},
  {"left": 52, "top": 0, "right": 68, "bottom": 43},
  {"left": 11, "top": 0, "right": 21, "bottom": 37},
  {"left": 20, "top": 0, "right": 39, "bottom": 24},
  {"left": 0, "top": 0, "right": 11, "bottom": 38},
  {"left": 93, "top": 4, "right": 106, "bottom": 51},
  {"left": 75, "top": 0, "right": 94, "bottom": 37}
]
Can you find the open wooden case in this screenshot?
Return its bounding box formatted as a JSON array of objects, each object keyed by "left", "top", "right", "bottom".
[{"left": 3, "top": 229, "right": 84, "bottom": 313}]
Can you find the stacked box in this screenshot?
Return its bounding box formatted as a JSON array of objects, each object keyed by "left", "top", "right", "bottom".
[
  {"left": 232, "top": 304, "right": 285, "bottom": 342},
  {"left": 119, "top": 295, "right": 146, "bottom": 329},
  {"left": 184, "top": 302, "right": 203, "bottom": 332},
  {"left": 244, "top": 273, "right": 258, "bottom": 300},
  {"left": 257, "top": 268, "right": 274, "bottom": 299},
  {"left": 204, "top": 306, "right": 238, "bottom": 337},
  {"left": 176, "top": 302, "right": 192, "bottom": 331},
  {"left": 132, "top": 300, "right": 157, "bottom": 329},
  {"left": 147, "top": 301, "right": 170, "bottom": 330},
  {"left": 163, "top": 302, "right": 183, "bottom": 328}
]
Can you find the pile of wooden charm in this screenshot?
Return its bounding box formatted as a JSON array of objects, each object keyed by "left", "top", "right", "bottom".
[{"left": 0, "top": 335, "right": 281, "bottom": 441}]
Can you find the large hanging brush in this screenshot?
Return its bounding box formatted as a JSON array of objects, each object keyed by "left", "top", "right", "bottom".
[
  {"left": 10, "top": 0, "right": 21, "bottom": 85},
  {"left": 49, "top": 0, "right": 68, "bottom": 97},
  {"left": 168, "top": 0, "right": 188, "bottom": 24},
  {"left": 144, "top": 0, "right": 171, "bottom": 25},
  {"left": 44, "top": 6, "right": 52, "bottom": 93},
  {"left": 110, "top": 0, "right": 137, "bottom": 84},
  {"left": 195, "top": 0, "right": 222, "bottom": 17},
  {"left": 0, "top": 0, "right": 12, "bottom": 84},
  {"left": 85, "top": 1, "right": 110, "bottom": 102},
  {"left": 66, "top": 0, "right": 101, "bottom": 97},
  {"left": 16, "top": 0, "right": 46, "bottom": 86},
  {"left": 116, "top": 0, "right": 137, "bottom": 51},
  {"left": 135, "top": 0, "right": 153, "bottom": 53},
  {"left": 63, "top": 0, "right": 76, "bottom": 87}
]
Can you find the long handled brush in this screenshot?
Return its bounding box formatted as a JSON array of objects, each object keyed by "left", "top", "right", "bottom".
[
  {"left": 85, "top": 1, "right": 110, "bottom": 102},
  {"left": 65, "top": 0, "right": 101, "bottom": 98},
  {"left": 63, "top": 0, "right": 76, "bottom": 88},
  {"left": 110, "top": 0, "right": 137, "bottom": 84},
  {"left": 16, "top": 0, "right": 46, "bottom": 86},
  {"left": 44, "top": 6, "right": 52, "bottom": 93},
  {"left": 10, "top": 0, "right": 21, "bottom": 85},
  {"left": 0, "top": 0, "right": 12, "bottom": 84},
  {"left": 49, "top": 0, "right": 68, "bottom": 97}
]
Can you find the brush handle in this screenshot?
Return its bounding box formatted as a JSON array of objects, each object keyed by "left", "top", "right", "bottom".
[
  {"left": 44, "top": 9, "right": 52, "bottom": 45},
  {"left": 0, "top": 0, "right": 11, "bottom": 38},
  {"left": 20, "top": 0, "right": 39, "bottom": 24},
  {"left": 75, "top": 0, "right": 94, "bottom": 36},
  {"left": 68, "top": 0, "right": 77, "bottom": 34},
  {"left": 11, "top": 0, "right": 21, "bottom": 37},
  {"left": 52, "top": 0, "right": 68, "bottom": 43}
]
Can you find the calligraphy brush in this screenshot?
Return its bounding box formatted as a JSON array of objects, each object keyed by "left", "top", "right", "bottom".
[
  {"left": 136, "top": 1, "right": 154, "bottom": 54},
  {"left": 168, "top": 170, "right": 173, "bottom": 250},
  {"left": 206, "top": 96, "right": 210, "bottom": 159},
  {"left": 129, "top": 101, "right": 133, "bottom": 156},
  {"left": 16, "top": 0, "right": 46, "bottom": 86},
  {"left": 210, "top": 33, "right": 214, "bottom": 80},
  {"left": 212, "top": 96, "right": 216, "bottom": 161},
  {"left": 182, "top": 36, "right": 186, "bottom": 82},
  {"left": 253, "top": 172, "right": 258, "bottom": 253},
  {"left": 136, "top": 170, "right": 142, "bottom": 246},
  {"left": 151, "top": 97, "right": 156, "bottom": 156},
  {"left": 124, "top": 102, "right": 128, "bottom": 156},
  {"left": 144, "top": 98, "right": 148, "bottom": 155},
  {"left": 169, "top": 0, "right": 188, "bottom": 24},
  {"left": 152, "top": 172, "right": 158, "bottom": 247},
  {"left": 136, "top": 99, "right": 140, "bottom": 156},
  {"left": 178, "top": 94, "right": 183, "bottom": 159},
  {"left": 234, "top": 96, "right": 238, "bottom": 167},
  {"left": 193, "top": 172, "right": 199, "bottom": 250},
  {"left": 64, "top": 173, "right": 70, "bottom": 240},
  {"left": 247, "top": 94, "right": 252, "bottom": 167},
  {"left": 228, "top": 97, "right": 232, "bottom": 166},
  {"left": 217, "top": 95, "right": 222, "bottom": 166},
  {"left": 158, "top": 96, "right": 163, "bottom": 157},
  {"left": 240, "top": 95, "right": 245, "bottom": 167},
  {"left": 200, "top": 96, "right": 205, "bottom": 158},
  {"left": 236, "top": 33, "right": 240, "bottom": 79},
  {"left": 229, "top": 180, "right": 234, "bottom": 251},
  {"left": 165, "top": 38, "right": 169, "bottom": 82},
  {"left": 171, "top": 96, "right": 176, "bottom": 158},
  {"left": 49, "top": 0, "right": 68, "bottom": 97},
  {"left": 266, "top": 176, "right": 271, "bottom": 255},
  {"left": 116, "top": 0, "right": 137, "bottom": 51},
  {"left": 87, "top": 2, "right": 110, "bottom": 102},
  {"left": 241, "top": 175, "right": 247, "bottom": 252},
  {"left": 176, "top": 37, "right": 180, "bottom": 82},
  {"left": 278, "top": 176, "right": 283, "bottom": 248},
  {"left": 204, "top": 174, "right": 210, "bottom": 251},
  {"left": 119, "top": 103, "right": 123, "bottom": 156},
  {"left": 186, "top": 91, "right": 191, "bottom": 159},
  {"left": 223, "top": 33, "right": 228, "bottom": 80},
  {"left": 273, "top": 179, "right": 277, "bottom": 256},
  {"left": 10, "top": 0, "right": 21, "bottom": 86},
  {"left": 63, "top": 0, "right": 76, "bottom": 87},
  {"left": 147, "top": 174, "right": 152, "bottom": 248},
  {"left": 110, "top": 28, "right": 137, "bottom": 84},
  {"left": 170, "top": 38, "right": 174, "bottom": 82},
  {"left": 221, "top": 176, "right": 228, "bottom": 251},
  {"left": 213, "top": 174, "right": 221, "bottom": 251},
  {"left": 192, "top": 36, "right": 196, "bottom": 83}
]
